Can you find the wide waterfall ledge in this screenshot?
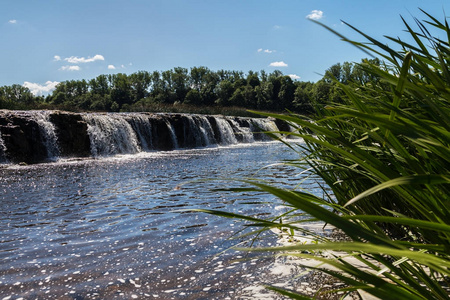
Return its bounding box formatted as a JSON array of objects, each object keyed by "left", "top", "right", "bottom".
[{"left": 0, "top": 110, "right": 293, "bottom": 164}]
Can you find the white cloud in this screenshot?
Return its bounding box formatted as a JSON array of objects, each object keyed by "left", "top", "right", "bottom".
[
  {"left": 8, "top": 19, "right": 17, "bottom": 24},
  {"left": 258, "top": 48, "right": 275, "bottom": 54},
  {"left": 273, "top": 25, "right": 282, "bottom": 30},
  {"left": 121, "top": 64, "right": 126, "bottom": 69},
  {"left": 108, "top": 64, "right": 116, "bottom": 70},
  {"left": 306, "top": 10, "right": 324, "bottom": 20},
  {"left": 64, "top": 54, "right": 105, "bottom": 64},
  {"left": 53, "top": 55, "right": 61, "bottom": 61},
  {"left": 288, "top": 74, "right": 301, "bottom": 80},
  {"left": 60, "top": 65, "right": 81, "bottom": 71},
  {"left": 269, "top": 61, "right": 288, "bottom": 67},
  {"left": 23, "top": 81, "right": 59, "bottom": 96}
]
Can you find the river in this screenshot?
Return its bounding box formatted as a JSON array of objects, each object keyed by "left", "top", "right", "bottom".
[{"left": 0, "top": 140, "right": 323, "bottom": 299}]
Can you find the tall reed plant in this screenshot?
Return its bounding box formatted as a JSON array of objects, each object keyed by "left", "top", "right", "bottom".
[{"left": 197, "top": 10, "right": 450, "bottom": 299}]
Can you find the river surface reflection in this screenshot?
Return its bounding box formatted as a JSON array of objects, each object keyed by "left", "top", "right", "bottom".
[{"left": 0, "top": 142, "right": 317, "bottom": 299}]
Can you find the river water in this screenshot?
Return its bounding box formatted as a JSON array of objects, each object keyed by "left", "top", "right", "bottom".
[{"left": 0, "top": 141, "right": 320, "bottom": 299}]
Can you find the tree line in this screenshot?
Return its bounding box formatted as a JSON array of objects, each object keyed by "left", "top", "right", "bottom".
[{"left": 0, "top": 59, "right": 380, "bottom": 115}]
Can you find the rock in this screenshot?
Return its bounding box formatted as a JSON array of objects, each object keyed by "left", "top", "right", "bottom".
[
  {"left": 0, "top": 111, "right": 49, "bottom": 163},
  {"left": 151, "top": 115, "right": 177, "bottom": 150},
  {"left": 49, "top": 111, "right": 91, "bottom": 157},
  {"left": 0, "top": 110, "right": 290, "bottom": 164}
]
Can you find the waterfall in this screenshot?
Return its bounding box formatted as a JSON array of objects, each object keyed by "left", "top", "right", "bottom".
[
  {"left": 0, "top": 110, "right": 292, "bottom": 164},
  {"left": 83, "top": 114, "right": 141, "bottom": 156},
  {"left": 195, "top": 115, "right": 216, "bottom": 146},
  {"left": 0, "top": 131, "right": 6, "bottom": 163},
  {"left": 227, "top": 119, "right": 254, "bottom": 143},
  {"left": 164, "top": 119, "right": 179, "bottom": 149},
  {"left": 182, "top": 115, "right": 216, "bottom": 148},
  {"left": 125, "top": 114, "right": 153, "bottom": 151},
  {"left": 184, "top": 116, "right": 204, "bottom": 147},
  {"left": 31, "top": 111, "right": 60, "bottom": 159},
  {"left": 213, "top": 117, "right": 238, "bottom": 145},
  {"left": 250, "top": 118, "right": 280, "bottom": 141}
]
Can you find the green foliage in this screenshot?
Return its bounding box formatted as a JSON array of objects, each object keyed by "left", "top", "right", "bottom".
[
  {"left": 199, "top": 10, "right": 450, "bottom": 299},
  {"left": 0, "top": 48, "right": 381, "bottom": 116},
  {"left": 1, "top": 67, "right": 326, "bottom": 114}
]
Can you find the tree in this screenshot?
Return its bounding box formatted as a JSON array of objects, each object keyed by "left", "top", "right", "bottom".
[
  {"left": 229, "top": 88, "right": 245, "bottom": 107},
  {"left": 256, "top": 81, "right": 274, "bottom": 110},
  {"left": 311, "top": 79, "right": 331, "bottom": 110},
  {"left": 184, "top": 89, "right": 201, "bottom": 105},
  {"left": 129, "top": 71, "right": 151, "bottom": 102},
  {"left": 324, "top": 62, "right": 342, "bottom": 83},
  {"left": 149, "top": 71, "right": 163, "bottom": 100},
  {"left": 277, "top": 76, "right": 296, "bottom": 110},
  {"left": 242, "top": 85, "right": 257, "bottom": 108},
  {"left": 171, "top": 67, "right": 189, "bottom": 102},
  {"left": 110, "top": 73, "right": 132, "bottom": 108},
  {"left": 199, "top": 71, "right": 219, "bottom": 105},
  {"left": 190, "top": 66, "right": 210, "bottom": 91},
  {"left": 160, "top": 70, "right": 176, "bottom": 103},
  {"left": 215, "top": 80, "right": 234, "bottom": 106},
  {"left": 293, "top": 82, "right": 314, "bottom": 113},
  {"left": 0, "top": 84, "right": 34, "bottom": 105},
  {"left": 89, "top": 75, "right": 110, "bottom": 96},
  {"left": 341, "top": 61, "right": 353, "bottom": 84},
  {"left": 246, "top": 70, "right": 260, "bottom": 88}
]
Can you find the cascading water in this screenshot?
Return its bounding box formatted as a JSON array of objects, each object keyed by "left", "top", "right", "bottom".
[
  {"left": 164, "top": 119, "right": 179, "bottom": 149},
  {"left": 124, "top": 114, "right": 154, "bottom": 151},
  {"left": 213, "top": 117, "right": 238, "bottom": 145},
  {"left": 196, "top": 115, "right": 216, "bottom": 146},
  {"left": 184, "top": 115, "right": 205, "bottom": 147},
  {"left": 83, "top": 114, "right": 141, "bottom": 156},
  {"left": 0, "top": 110, "right": 289, "bottom": 164},
  {"left": 228, "top": 119, "right": 254, "bottom": 143},
  {"left": 32, "top": 111, "right": 60, "bottom": 159},
  {"left": 0, "top": 131, "right": 6, "bottom": 163},
  {"left": 250, "top": 118, "right": 280, "bottom": 141}
]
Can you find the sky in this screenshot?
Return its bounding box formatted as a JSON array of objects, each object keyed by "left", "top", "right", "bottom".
[{"left": 1, "top": 0, "right": 449, "bottom": 96}]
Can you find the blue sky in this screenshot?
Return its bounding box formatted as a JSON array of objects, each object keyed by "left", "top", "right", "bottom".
[{"left": 1, "top": 0, "right": 449, "bottom": 95}]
